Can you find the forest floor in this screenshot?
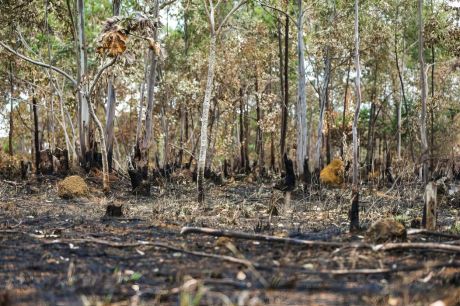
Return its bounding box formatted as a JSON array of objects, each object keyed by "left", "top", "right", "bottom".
[{"left": 0, "top": 173, "right": 459, "bottom": 306}]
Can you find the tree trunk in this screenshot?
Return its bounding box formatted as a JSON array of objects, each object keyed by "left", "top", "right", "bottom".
[
  {"left": 280, "top": 12, "right": 289, "bottom": 168},
  {"left": 366, "top": 63, "right": 378, "bottom": 176},
  {"left": 136, "top": 51, "right": 149, "bottom": 143},
  {"left": 45, "top": 0, "right": 56, "bottom": 152},
  {"left": 314, "top": 47, "right": 331, "bottom": 174},
  {"left": 394, "top": 8, "right": 415, "bottom": 162},
  {"left": 430, "top": 43, "right": 435, "bottom": 172},
  {"left": 296, "top": 0, "right": 308, "bottom": 178},
  {"left": 239, "top": 88, "right": 246, "bottom": 171},
  {"left": 86, "top": 94, "right": 110, "bottom": 192},
  {"left": 277, "top": 18, "right": 285, "bottom": 169},
  {"left": 105, "top": 79, "right": 116, "bottom": 171},
  {"left": 255, "top": 75, "right": 265, "bottom": 177},
  {"left": 130, "top": 1, "right": 159, "bottom": 195},
  {"left": 341, "top": 59, "right": 351, "bottom": 160},
  {"left": 350, "top": 0, "right": 362, "bottom": 232},
  {"left": 244, "top": 93, "right": 250, "bottom": 172},
  {"left": 418, "top": 0, "right": 429, "bottom": 184},
  {"left": 76, "top": 0, "right": 90, "bottom": 163},
  {"left": 33, "top": 97, "right": 40, "bottom": 175},
  {"left": 197, "top": 33, "right": 217, "bottom": 203},
  {"left": 58, "top": 93, "right": 74, "bottom": 169},
  {"left": 105, "top": 0, "right": 121, "bottom": 172},
  {"left": 8, "top": 62, "right": 14, "bottom": 156},
  {"left": 325, "top": 84, "right": 331, "bottom": 165}
]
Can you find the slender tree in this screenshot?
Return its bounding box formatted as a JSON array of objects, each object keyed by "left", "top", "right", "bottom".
[
  {"left": 296, "top": 0, "right": 308, "bottom": 178},
  {"left": 350, "top": 0, "right": 362, "bottom": 232},
  {"left": 280, "top": 4, "right": 289, "bottom": 167},
  {"left": 105, "top": 0, "right": 122, "bottom": 171},
  {"left": 197, "top": 0, "right": 247, "bottom": 203},
  {"left": 418, "top": 0, "right": 429, "bottom": 184},
  {"left": 8, "top": 61, "right": 14, "bottom": 156}
]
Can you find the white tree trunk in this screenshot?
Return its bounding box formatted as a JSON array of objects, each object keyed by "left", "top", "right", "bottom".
[
  {"left": 418, "top": 0, "right": 429, "bottom": 184},
  {"left": 136, "top": 52, "right": 149, "bottom": 143},
  {"left": 105, "top": 0, "right": 121, "bottom": 167},
  {"left": 197, "top": 34, "right": 217, "bottom": 203},
  {"left": 315, "top": 47, "right": 331, "bottom": 172},
  {"left": 296, "top": 0, "right": 308, "bottom": 177},
  {"left": 76, "top": 0, "right": 89, "bottom": 159}
]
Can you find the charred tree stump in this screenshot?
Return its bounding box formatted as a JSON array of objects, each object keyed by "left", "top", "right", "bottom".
[
  {"left": 39, "top": 149, "right": 54, "bottom": 175},
  {"left": 20, "top": 161, "right": 31, "bottom": 180},
  {"left": 274, "top": 154, "right": 296, "bottom": 213},
  {"left": 128, "top": 165, "right": 150, "bottom": 196},
  {"left": 105, "top": 204, "right": 123, "bottom": 217},
  {"left": 303, "top": 158, "right": 311, "bottom": 185},
  {"left": 350, "top": 188, "right": 360, "bottom": 232}
]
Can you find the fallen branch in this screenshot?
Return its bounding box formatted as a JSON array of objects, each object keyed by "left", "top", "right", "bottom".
[
  {"left": 407, "top": 228, "right": 460, "bottom": 240},
  {"left": 180, "top": 227, "right": 351, "bottom": 249},
  {"left": 181, "top": 227, "right": 460, "bottom": 254},
  {"left": 293, "top": 261, "right": 460, "bottom": 276},
  {"left": 373, "top": 242, "right": 460, "bottom": 253}
]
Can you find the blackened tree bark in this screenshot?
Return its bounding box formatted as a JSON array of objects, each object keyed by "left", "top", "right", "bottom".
[{"left": 280, "top": 8, "right": 289, "bottom": 169}]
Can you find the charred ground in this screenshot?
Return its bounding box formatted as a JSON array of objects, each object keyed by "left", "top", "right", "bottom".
[{"left": 0, "top": 174, "right": 459, "bottom": 306}]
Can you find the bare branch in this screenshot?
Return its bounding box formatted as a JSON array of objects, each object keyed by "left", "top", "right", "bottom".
[
  {"left": 257, "top": 1, "right": 297, "bottom": 25},
  {"left": 202, "top": 0, "right": 210, "bottom": 22},
  {"left": 216, "top": 0, "right": 247, "bottom": 35},
  {"left": 0, "top": 41, "right": 77, "bottom": 86},
  {"left": 88, "top": 56, "right": 118, "bottom": 97},
  {"left": 159, "top": 0, "right": 179, "bottom": 10}
]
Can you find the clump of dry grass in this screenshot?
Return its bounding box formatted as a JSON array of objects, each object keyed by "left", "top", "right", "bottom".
[
  {"left": 57, "top": 175, "right": 89, "bottom": 199},
  {"left": 320, "top": 159, "right": 344, "bottom": 186}
]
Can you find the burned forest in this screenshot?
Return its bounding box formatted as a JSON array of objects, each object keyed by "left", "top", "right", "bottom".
[{"left": 1, "top": 0, "right": 460, "bottom": 305}]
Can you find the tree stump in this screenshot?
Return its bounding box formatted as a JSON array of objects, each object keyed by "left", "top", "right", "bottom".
[
  {"left": 105, "top": 204, "right": 123, "bottom": 217},
  {"left": 424, "top": 182, "right": 437, "bottom": 230}
]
